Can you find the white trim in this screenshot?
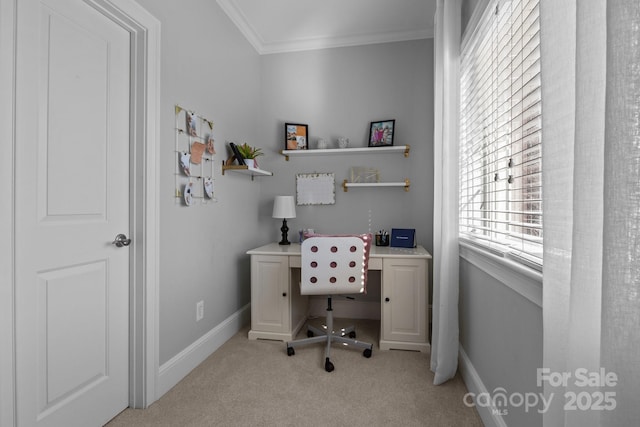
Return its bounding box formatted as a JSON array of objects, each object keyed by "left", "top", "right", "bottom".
[
  {"left": 216, "top": 0, "right": 432, "bottom": 55},
  {"left": 85, "top": 0, "right": 161, "bottom": 409},
  {"left": 257, "top": 29, "right": 433, "bottom": 55},
  {"left": 215, "top": 0, "right": 262, "bottom": 53},
  {"left": 461, "top": 0, "right": 490, "bottom": 52},
  {"left": 137, "top": 5, "right": 161, "bottom": 408},
  {"left": 157, "top": 305, "right": 251, "bottom": 398},
  {"left": 459, "top": 241, "right": 542, "bottom": 307},
  {"left": 0, "top": 0, "right": 17, "bottom": 425},
  {"left": 459, "top": 345, "right": 507, "bottom": 427}
]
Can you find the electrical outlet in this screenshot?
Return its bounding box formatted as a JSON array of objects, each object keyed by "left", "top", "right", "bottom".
[{"left": 196, "top": 300, "right": 204, "bottom": 322}]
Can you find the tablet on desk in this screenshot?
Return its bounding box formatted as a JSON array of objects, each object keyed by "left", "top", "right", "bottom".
[{"left": 390, "top": 228, "right": 416, "bottom": 248}]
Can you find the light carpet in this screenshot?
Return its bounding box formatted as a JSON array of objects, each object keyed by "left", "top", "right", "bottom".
[{"left": 107, "top": 319, "right": 483, "bottom": 426}]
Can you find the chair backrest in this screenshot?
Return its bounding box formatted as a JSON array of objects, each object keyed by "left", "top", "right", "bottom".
[{"left": 301, "top": 236, "right": 367, "bottom": 296}]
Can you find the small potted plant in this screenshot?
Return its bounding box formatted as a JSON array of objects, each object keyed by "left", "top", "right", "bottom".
[{"left": 236, "top": 143, "right": 264, "bottom": 168}]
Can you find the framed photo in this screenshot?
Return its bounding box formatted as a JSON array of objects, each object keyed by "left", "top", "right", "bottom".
[
  {"left": 368, "top": 119, "right": 395, "bottom": 147},
  {"left": 285, "top": 123, "right": 309, "bottom": 150}
]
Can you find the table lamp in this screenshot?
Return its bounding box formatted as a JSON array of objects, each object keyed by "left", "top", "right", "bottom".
[{"left": 272, "top": 195, "right": 296, "bottom": 245}]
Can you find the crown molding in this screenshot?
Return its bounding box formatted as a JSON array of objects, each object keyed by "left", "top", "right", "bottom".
[
  {"left": 259, "top": 28, "right": 433, "bottom": 55},
  {"left": 217, "top": 0, "right": 433, "bottom": 55},
  {"left": 216, "top": 0, "right": 264, "bottom": 53}
]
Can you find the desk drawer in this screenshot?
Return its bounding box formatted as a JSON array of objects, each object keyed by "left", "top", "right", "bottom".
[
  {"left": 289, "top": 256, "right": 301, "bottom": 268},
  {"left": 368, "top": 257, "right": 382, "bottom": 270}
]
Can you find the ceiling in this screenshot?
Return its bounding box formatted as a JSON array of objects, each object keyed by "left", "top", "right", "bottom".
[{"left": 217, "top": 0, "right": 437, "bottom": 55}]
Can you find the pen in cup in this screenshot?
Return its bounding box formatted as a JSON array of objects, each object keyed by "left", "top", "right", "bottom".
[{"left": 376, "top": 229, "right": 389, "bottom": 246}]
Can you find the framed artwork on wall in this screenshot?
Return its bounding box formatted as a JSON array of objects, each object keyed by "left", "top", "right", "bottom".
[
  {"left": 296, "top": 173, "right": 335, "bottom": 205},
  {"left": 285, "top": 123, "right": 309, "bottom": 150},
  {"left": 368, "top": 119, "right": 395, "bottom": 147}
]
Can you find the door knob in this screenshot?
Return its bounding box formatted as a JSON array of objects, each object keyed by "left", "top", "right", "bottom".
[{"left": 112, "top": 233, "right": 131, "bottom": 247}]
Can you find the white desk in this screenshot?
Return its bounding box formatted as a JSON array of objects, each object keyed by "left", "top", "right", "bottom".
[{"left": 247, "top": 243, "right": 432, "bottom": 352}]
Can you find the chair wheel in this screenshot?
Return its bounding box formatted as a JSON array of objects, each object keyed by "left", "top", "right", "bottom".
[
  {"left": 287, "top": 346, "right": 295, "bottom": 356},
  {"left": 363, "top": 348, "right": 372, "bottom": 358},
  {"left": 307, "top": 330, "right": 314, "bottom": 338},
  {"left": 325, "top": 358, "right": 334, "bottom": 372},
  {"left": 349, "top": 331, "right": 356, "bottom": 339}
]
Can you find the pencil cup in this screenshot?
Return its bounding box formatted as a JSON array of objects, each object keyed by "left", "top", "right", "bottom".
[{"left": 375, "top": 233, "right": 389, "bottom": 246}]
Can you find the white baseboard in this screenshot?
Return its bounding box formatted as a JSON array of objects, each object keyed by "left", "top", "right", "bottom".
[
  {"left": 157, "top": 303, "right": 250, "bottom": 399},
  {"left": 458, "top": 345, "right": 507, "bottom": 427},
  {"left": 308, "top": 297, "right": 380, "bottom": 320}
]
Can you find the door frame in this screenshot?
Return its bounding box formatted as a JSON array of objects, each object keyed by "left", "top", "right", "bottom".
[{"left": 0, "top": 0, "right": 161, "bottom": 424}]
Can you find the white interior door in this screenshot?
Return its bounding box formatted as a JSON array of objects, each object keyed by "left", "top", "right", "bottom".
[{"left": 14, "top": 0, "right": 131, "bottom": 425}]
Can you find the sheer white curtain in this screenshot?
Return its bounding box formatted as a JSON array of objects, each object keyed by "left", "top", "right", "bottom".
[
  {"left": 431, "top": 0, "right": 461, "bottom": 385},
  {"left": 541, "top": 0, "right": 640, "bottom": 425}
]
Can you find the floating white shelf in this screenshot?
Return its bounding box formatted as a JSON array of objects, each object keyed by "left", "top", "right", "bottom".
[
  {"left": 221, "top": 163, "right": 273, "bottom": 180},
  {"left": 342, "top": 179, "right": 410, "bottom": 192},
  {"left": 281, "top": 144, "right": 410, "bottom": 160}
]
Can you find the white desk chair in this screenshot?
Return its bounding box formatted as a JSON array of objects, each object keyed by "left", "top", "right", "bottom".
[{"left": 286, "top": 235, "right": 374, "bottom": 372}]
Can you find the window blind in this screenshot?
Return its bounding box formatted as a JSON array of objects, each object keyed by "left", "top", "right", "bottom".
[{"left": 459, "top": 0, "right": 542, "bottom": 267}]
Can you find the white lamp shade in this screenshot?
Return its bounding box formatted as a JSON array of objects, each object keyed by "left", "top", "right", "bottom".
[{"left": 272, "top": 196, "right": 296, "bottom": 219}]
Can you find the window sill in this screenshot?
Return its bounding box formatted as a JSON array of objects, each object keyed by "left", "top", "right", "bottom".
[{"left": 459, "top": 240, "right": 542, "bottom": 307}]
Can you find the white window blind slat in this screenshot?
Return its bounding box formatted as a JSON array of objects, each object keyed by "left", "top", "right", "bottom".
[{"left": 459, "top": 0, "right": 543, "bottom": 268}]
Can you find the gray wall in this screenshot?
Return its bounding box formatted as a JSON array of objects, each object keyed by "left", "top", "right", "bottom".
[
  {"left": 135, "top": 0, "right": 267, "bottom": 365},
  {"left": 133, "top": 0, "right": 434, "bottom": 367},
  {"left": 460, "top": 259, "right": 543, "bottom": 426},
  {"left": 256, "top": 40, "right": 434, "bottom": 306},
  {"left": 257, "top": 40, "right": 434, "bottom": 253}
]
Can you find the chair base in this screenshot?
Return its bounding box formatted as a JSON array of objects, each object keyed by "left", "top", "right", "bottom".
[{"left": 285, "top": 297, "right": 373, "bottom": 372}]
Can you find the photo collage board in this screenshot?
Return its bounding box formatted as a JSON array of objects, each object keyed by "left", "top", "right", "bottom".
[{"left": 174, "top": 105, "right": 217, "bottom": 206}]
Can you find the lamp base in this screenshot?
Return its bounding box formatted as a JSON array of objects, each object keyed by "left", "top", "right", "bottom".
[{"left": 278, "top": 218, "right": 290, "bottom": 245}]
